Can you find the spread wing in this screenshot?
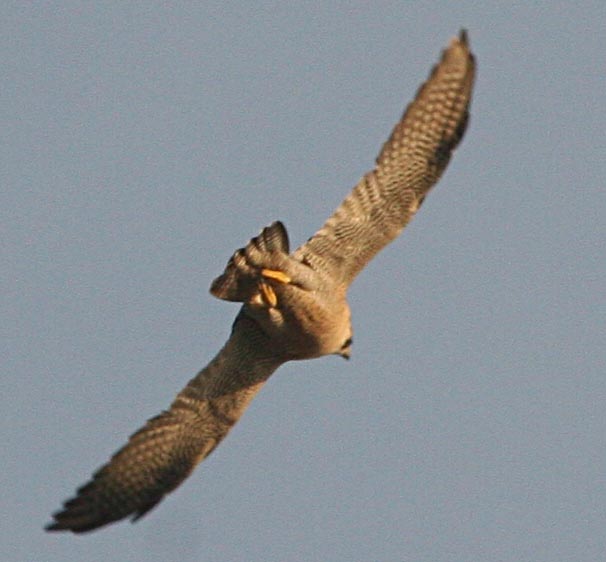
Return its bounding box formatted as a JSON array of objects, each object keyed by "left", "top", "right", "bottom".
[
  {"left": 46, "top": 313, "right": 282, "bottom": 533},
  {"left": 46, "top": 31, "right": 476, "bottom": 534},
  {"left": 294, "top": 30, "right": 475, "bottom": 286}
]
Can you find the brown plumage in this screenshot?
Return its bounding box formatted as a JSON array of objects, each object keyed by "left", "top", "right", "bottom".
[{"left": 47, "top": 30, "right": 475, "bottom": 533}]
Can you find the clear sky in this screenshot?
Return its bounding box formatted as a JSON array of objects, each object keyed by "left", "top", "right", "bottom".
[{"left": 3, "top": 3, "right": 605, "bottom": 561}]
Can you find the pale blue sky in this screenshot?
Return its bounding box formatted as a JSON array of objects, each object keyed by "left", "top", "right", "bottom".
[{"left": 3, "top": 3, "right": 605, "bottom": 561}]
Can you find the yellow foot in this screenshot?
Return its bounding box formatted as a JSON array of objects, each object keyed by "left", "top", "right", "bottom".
[
  {"left": 259, "top": 283, "right": 278, "bottom": 308},
  {"left": 249, "top": 269, "right": 289, "bottom": 308},
  {"left": 261, "top": 268, "right": 291, "bottom": 284}
]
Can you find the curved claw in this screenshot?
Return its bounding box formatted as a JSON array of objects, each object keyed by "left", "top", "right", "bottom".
[{"left": 258, "top": 282, "right": 277, "bottom": 308}]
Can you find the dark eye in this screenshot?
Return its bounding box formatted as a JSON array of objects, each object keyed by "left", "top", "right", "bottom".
[{"left": 341, "top": 337, "right": 353, "bottom": 350}]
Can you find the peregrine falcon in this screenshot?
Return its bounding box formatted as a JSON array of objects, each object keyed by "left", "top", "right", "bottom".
[{"left": 47, "top": 30, "right": 475, "bottom": 533}]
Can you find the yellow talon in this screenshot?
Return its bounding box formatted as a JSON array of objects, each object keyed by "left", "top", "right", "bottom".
[
  {"left": 248, "top": 269, "right": 288, "bottom": 308},
  {"left": 259, "top": 282, "right": 277, "bottom": 308},
  {"left": 261, "top": 268, "right": 291, "bottom": 284}
]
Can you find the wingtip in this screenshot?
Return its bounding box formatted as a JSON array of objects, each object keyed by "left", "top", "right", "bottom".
[
  {"left": 45, "top": 521, "right": 60, "bottom": 532},
  {"left": 445, "top": 29, "right": 475, "bottom": 70},
  {"left": 45, "top": 508, "right": 69, "bottom": 533},
  {"left": 45, "top": 512, "right": 93, "bottom": 534},
  {"left": 45, "top": 512, "right": 117, "bottom": 534},
  {"left": 449, "top": 29, "right": 470, "bottom": 51},
  {"left": 45, "top": 518, "right": 89, "bottom": 534}
]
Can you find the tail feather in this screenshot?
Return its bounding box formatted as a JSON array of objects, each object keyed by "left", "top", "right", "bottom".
[{"left": 210, "top": 221, "right": 289, "bottom": 302}]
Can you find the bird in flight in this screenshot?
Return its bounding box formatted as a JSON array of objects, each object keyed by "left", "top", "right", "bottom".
[{"left": 47, "top": 30, "right": 475, "bottom": 533}]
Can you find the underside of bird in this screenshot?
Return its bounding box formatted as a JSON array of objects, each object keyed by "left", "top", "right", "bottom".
[
  {"left": 46, "top": 30, "right": 475, "bottom": 534},
  {"left": 211, "top": 220, "right": 353, "bottom": 361}
]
